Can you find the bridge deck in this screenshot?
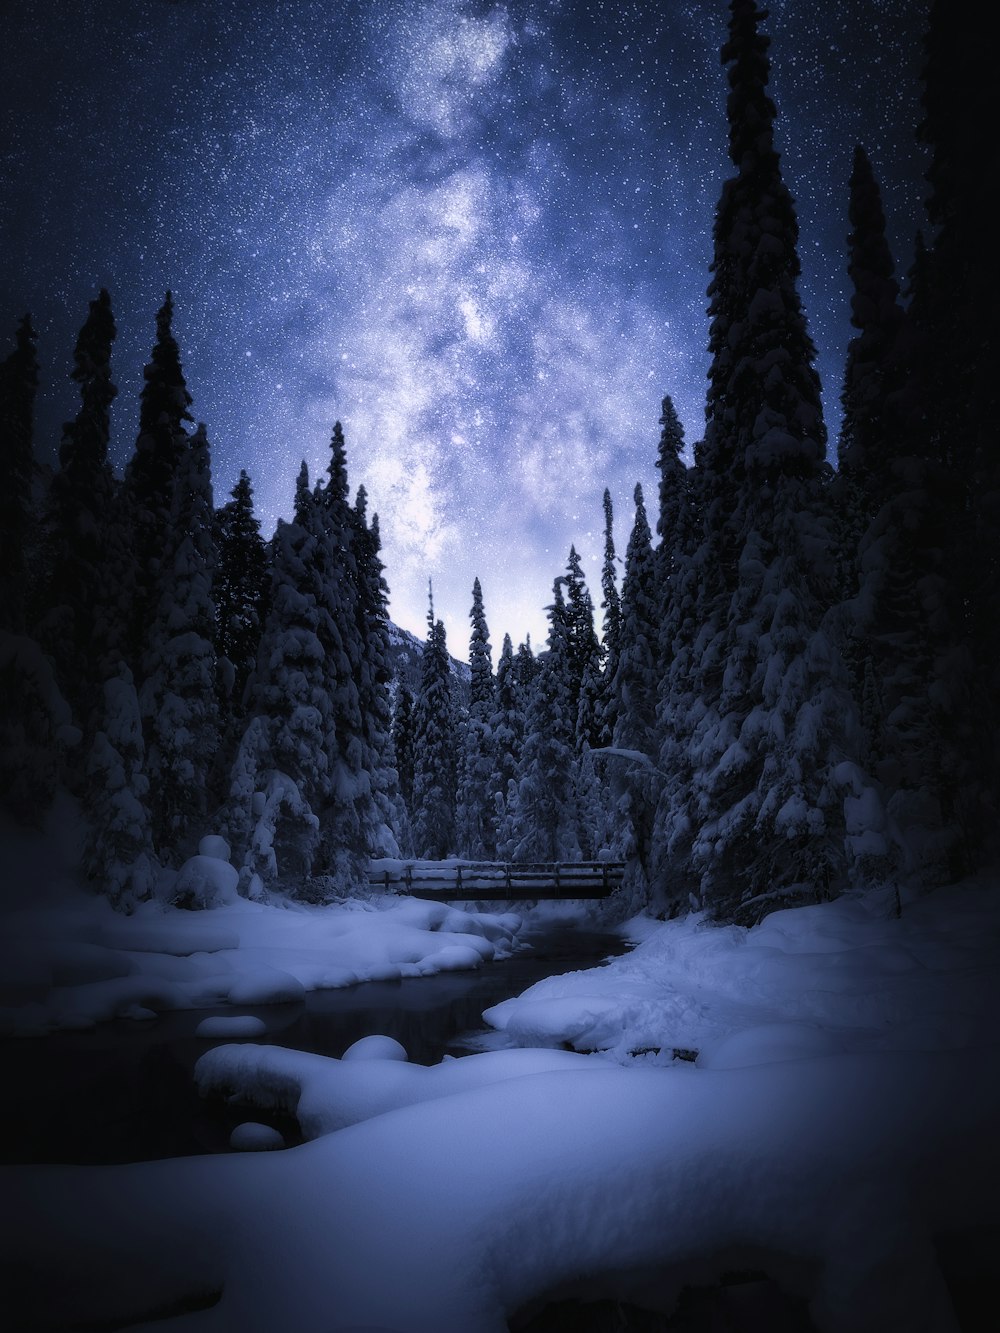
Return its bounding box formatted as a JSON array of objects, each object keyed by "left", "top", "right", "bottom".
[{"left": 368, "top": 860, "right": 625, "bottom": 901}]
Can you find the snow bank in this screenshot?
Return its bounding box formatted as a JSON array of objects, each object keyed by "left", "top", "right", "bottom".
[
  {"left": 4, "top": 1045, "right": 998, "bottom": 1332},
  {"left": 0, "top": 889, "right": 522, "bottom": 1035},
  {"left": 3, "top": 881, "right": 998, "bottom": 1332},
  {"left": 485, "top": 884, "right": 1000, "bottom": 1063}
]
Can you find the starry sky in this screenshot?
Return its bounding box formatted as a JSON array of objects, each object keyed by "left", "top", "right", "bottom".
[{"left": 1, "top": 0, "right": 928, "bottom": 657}]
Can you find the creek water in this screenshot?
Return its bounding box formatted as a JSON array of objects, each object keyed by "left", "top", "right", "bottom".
[{"left": 0, "top": 921, "right": 628, "bottom": 1166}]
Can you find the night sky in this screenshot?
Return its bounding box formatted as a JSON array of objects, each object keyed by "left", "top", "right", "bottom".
[{"left": 1, "top": 0, "right": 928, "bottom": 655}]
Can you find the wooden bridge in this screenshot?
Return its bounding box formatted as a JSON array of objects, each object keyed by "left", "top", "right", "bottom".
[{"left": 368, "top": 859, "right": 625, "bottom": 901}]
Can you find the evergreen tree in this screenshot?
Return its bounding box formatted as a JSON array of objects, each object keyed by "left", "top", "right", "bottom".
[
  {"left": 83, "top": 664, "right": 157, "bottom": 908},
  {"left": 230, "top": 464, "right": 330, "bottom": 887},
  {"left": 36, "top": 291, "right": 129, "bottom": 727},
  {"left": 488, "top": 633, "right": 524, "bottom": 844},
  {"left": 411, "top": 586, "right": 457, "bottom": 858},
  {"left": 609, "top": 486, "right": 661, "bottom": 882},
  {"left": 215, "top": 469, "right": 269, "bottom": 710},
  {"left": 563, "top": 546, "right": 602, "bottom": 750},
  {"left": 350, "top": 484, "right": 401, "bottom": 859},
  {"left": 506, "top": 579, "right": 581, "bottom": 863},
  {"left": 456, "top": 578, "right": 496, "bottom": 859},
  {"left": 0, "top": 314, "right": 39, "bottom": 631},
  {"left": 597, "top": 489, "right": 622, "bottom": 746},
  {"left": 682, "top": 0, "right": 878, "bottom": 918},
  {"left": 392, "top": 686, "right": 416, "bottom": 810},
  {"left": 0, "top": 633, "right": 75, "bottom": 827},
  {"left": 124, "top": 292, "right": 194, "bottom": 668},
  {"left": 139, "top": 423, "right": 221, "bottom": 862},
  {"left": 837, "top": 146, "right": 906, "bottom": 522}
]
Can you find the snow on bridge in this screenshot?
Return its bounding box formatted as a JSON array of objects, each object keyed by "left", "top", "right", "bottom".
[{"left": 368, "top": 859, "right": 625, "bottom": 900}]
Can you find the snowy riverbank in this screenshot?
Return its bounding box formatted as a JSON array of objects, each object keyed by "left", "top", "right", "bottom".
[
  {"left": 0, "top": 887, "right": 523, "bottom": 1037},
  {"left": 2, "top": 877, "right": 998, "bottom": 1330}
]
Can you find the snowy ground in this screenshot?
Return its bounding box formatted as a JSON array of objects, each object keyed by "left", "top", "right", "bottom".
[{"left": 2, "top": 876, "right": 999, "bottom": 1330}]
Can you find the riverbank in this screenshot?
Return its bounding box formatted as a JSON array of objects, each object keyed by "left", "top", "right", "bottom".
[
  {"left": 0, "top": 920, "right": 627, "bottom": 1165},
  {"left": 0, "top": 884, "right": 525, "bottom": 1037}
]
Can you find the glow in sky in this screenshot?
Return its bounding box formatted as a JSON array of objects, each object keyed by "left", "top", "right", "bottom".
[{"left": 1, "top": 0, "right": 926, "bottom": 656}]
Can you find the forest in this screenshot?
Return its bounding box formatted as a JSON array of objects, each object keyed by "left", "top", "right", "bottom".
[{"left": 0, "top": 0, "right": 995, "bottom": 932}]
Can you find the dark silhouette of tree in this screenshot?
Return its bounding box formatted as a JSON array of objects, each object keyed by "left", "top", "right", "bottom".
[
  {"left": 411, "top": 585, "right": 457, "bottom": 858},
  {"left": 0, "top": 314, "right": 39, "bottom": 630},
  {"left": 215, "top": 469, "right": 269, "bottom": 711}
]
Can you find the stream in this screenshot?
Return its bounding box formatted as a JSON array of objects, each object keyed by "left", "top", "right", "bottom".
[{"left": 0, "top": 922, "right": 628, "bottom": 1166}]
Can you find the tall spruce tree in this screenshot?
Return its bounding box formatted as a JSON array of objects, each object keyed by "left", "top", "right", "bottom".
[
  {"left": 0, "top": 314, "right": 39, "bottom": 631},
  {"left": 506, "top": 579, "right": 581, "bottom": 863},
  {"left": 350, "top": 485, "right": 402, "bottom": 858},
  {"left": 598, "top": 489, "right": 623, "bottom": 746},
  {"left": 609, "top": 485, "right": 661, "bottom": 891},
  {"left": 215, "top": 469, "right": 269, "bottom": 710},
  {"left": 139, "top": 423, "right": 221, "bottom": 862},
  {"left": 392, "top": 686, "right": 416, "bottom": 810},
  {"left": 563, "top": 546, "right": 602, "bottom": 750},
  {"left": 36, "top": 291, "right": 128, "bottom": 728},
  {"left": 456, "top": 577, "right": 496, "bottom": 859},
  {"left": 411, "top": 586, "right": 457, "bottom": 859},
  {"left": 229, "top": 464, "right": 329, "bottom": 888},
  {"left": 683, "top": 0, "right": 877, "bottom": 918},
  {"left": 837, "top": 146, "right": 906, "bottom": 522},
  {"left": 488, "top": 633, "right": 523, "bottom": 848},
  {"left": 124, "top": 293, "right": 194, "bottom": 669}
]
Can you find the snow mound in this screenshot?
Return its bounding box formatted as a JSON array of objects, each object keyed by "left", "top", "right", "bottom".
[
  {"left": 341, "top": 1035, "right": 408, "bottom": 1062},
  {"left": 697, "top": 1021, "right": 846, "bottom": 1069},
  {"left": 229, "top": 1122, "right": 285, "bottom": 1151}
]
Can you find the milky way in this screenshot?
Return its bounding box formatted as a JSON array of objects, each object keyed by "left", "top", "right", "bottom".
[{"left": 1, "top": 0, "right": 927, "bottom": 654}]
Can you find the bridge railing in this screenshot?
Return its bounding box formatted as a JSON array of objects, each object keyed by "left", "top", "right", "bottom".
[{"left": 367, "top": 859, "right": 625, "bottom": 900}]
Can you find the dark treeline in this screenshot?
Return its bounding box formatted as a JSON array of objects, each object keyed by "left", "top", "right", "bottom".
[{"left": 1, "top": 0, "right": 995, "bottom": 922}]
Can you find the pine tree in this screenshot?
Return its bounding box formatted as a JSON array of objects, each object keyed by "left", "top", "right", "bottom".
[
  {"left": 350, "top": 484, "right": 401, "bottom": 859},
  {"left": 392, "top": 686, "right": 416, "bottom": 810},
  {"left": 597, "top": 489, "right": 623, "bottom": 746},
  {"left": 837, "top": 146, "right": 906, "bottom": 522},
  {"left": 507, "top": 579, "right": 581, "bottom": 863},
  {"left": 563, "top": 546, "right": 602, "bottom": 750},
  {"left": 488, "top": 633, "right": 523, "bottom": 844},
  {"left": 411, "top": 586, "right": 457, "bottom": 858},
  {"left": 215, "top": 469, "right": 269, "bottom": 710},
  {"left": 608, "top": 485, "right": 661, "bottom": 890},
  {"left": 35, "top": 291, "right": 130, "bottom": 728},
  {"left": 684, "top": 0, "right": 877, "bottom": 919},
  {"left": 124, "top": 293, "right": 194, "bottom": 669},
  {"left": 230, "top": 464, "right": 328, "bottom": 887},
  {"left": 84, "top": 664, "right": 157, "bottom": 908},
  {"left": 0, "top": 315, "right": 39, "bottom": 631},
  {"left": 139, "top": 423, "right": 221, "bottom": 862},
  {"left": 456, "top": 577, "right": 496, "bottom": 859}
]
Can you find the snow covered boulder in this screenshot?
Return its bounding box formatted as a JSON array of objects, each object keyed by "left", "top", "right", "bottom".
[
  {"left": 169, "top": 854, "right": 240, "bottom": 910},
  {"left": 341, "top": 1035, "right": 408, "bottom": 1063}
]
